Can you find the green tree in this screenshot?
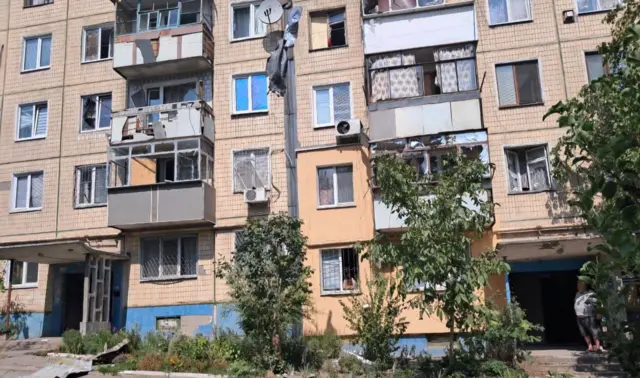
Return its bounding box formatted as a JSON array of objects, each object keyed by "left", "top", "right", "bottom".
[
  {"left": 217, "top": 213, "right": 313, "bottom": 368},
  {"left": 545, "top": 1, "right": 640, "bottom": 374},
  {"left": 365, "top": 151, "right": 509, "bottom": 365},
  {"left": 340, "top": 274, "right": 408, "bottom": 367}
]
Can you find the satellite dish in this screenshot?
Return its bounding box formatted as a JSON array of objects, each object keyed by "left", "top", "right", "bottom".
[{"left": 256, "top": 0, "right": 283, "bottom": 24}]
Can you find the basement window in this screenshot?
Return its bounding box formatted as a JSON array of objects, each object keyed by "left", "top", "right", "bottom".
[
  {"left": 321, "top": 248, "right": 359, "bottom": 294},
  {"left": 309, "top": 9, "right": 346, "bottom": 51},
  {"left": 505, "top": 145, "right": 551, "bottom": 193}
]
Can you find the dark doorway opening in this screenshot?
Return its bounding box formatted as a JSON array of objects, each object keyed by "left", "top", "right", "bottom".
[
  {"left": 510, "top": 270, "right": 582, "bottom": 345},
  {"left": 62, "top": 273, "right": 84, "bottom": 332}
]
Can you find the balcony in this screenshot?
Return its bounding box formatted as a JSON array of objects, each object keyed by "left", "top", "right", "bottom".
[
  {"left": 113, "top": 0, "right": 214, "bottom": 79},
  {"left": 110, "top": 100, "right": 214, "bottom": 145},
  {"left": 107, "top": 137, "right": 215, "bottom": 230}
]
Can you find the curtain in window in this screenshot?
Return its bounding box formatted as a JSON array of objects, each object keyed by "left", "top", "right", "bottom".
[
  {"left": 24, "top": 39, "right": 38, "bottom": 70},
  {"left": 35, "top": 105, "right": 48, "bottom": 136},
  {"left": 332, "top": 84, "right": 351, "bottom": 122},
  {"left": 509, "top": 0, "right": 531, "bottom": 21},
  {"left": 315, "top": 88, "right": 331, "bottom": 124},
  {"left": 141, "top": 239, "right": 160, "bottom": 278},
  {"left": 162, "top": 238, "right": 179, "bottom": 276},
  {"left": 84, "top": 29, "right": 100, "bottom": 61},
  {"left": 336, "top": 166, "right": 353, "bottom": 203},
  {"left": 233, "top": 7, "right": 251, "bottom": 39},
  {"left": 369, "top": 54, "right": 421, "bottom": 102},
  {"left": 251, "top": 75, "right": 268, "bottom": 111},
  {"left": 435, "top": 44, "right": 476, "bottom": 93},
  {"left": 39, "top": 37, "right": 51, "bottom": 67},
  {"left": 318, "top": 167, "right": 334, "bottom": 206},
  {"left": 78, "top": 168, "right": 92, "bottom": 204},
  {"left": 526, "top": 148, "right": 549, "bottom": 191},
  {"left": 322, "top": 250, "right": 341, "bottom": 291},
  {"left": 180, "top": 237, "right": 198, "bottom": 276},
  {"left": 94, "top": 166, "right": 107, "bottom": 204},
  {"left": 254, "top": 5, "right": 266, "bottom": 35},
  {"left": 496, "top": 65, "right": 517, "bottom": 106},
  {"left": 30, "top": 173, "right": 43, "bottom": 208},
  {"left": 99, "top": 96, "right": 112, "bottom": 128},
  {"left": 15, "top": 176, "right": 28, "bottom": 208},
  {"left": 19, "top": 106, "right": 34, "bottom": 139},
  {"left": 489, "top": 0, "right": 508, "bottom": 24},
  {"left": 369, "top": 54, "right": 400, "bottom": 102},
  {"left": 506, "top": 152, "right": 520, "bottom": 192},
  {"left": 26, "top": 262, "right": 38, "bottom": 284},
  {"left": 11, "top": 262, "right": 24, "bottom": 285}
]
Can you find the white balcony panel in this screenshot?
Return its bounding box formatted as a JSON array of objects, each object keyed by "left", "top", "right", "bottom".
[
  {"left": 363, "top": 5, "right": 477, "bottom": 55},
  {"left": 451, "top": 99, "right": 482, "bottom": 131}
]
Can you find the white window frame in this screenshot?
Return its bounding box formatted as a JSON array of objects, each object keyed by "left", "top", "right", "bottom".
[
  {"left": 312, "top": 83, "right": 352, "bottom": 128},
  {"left": 16, "top": 102, "right": 48, "bottom": 141},
  {"left": 140, "top": 235, "right": 198, "bottom": 281},
  {"left": 10, "top": 172, "right": 44, "bottom": 212},
  {"left": 231, "top": 147, "right": 271, "bottom": 192},
  {"left": 137, "top": 5, "right": 182, "bottom": 33},
  {"left": 231, "top": 73, "right": 269, "bottom": 114},
  {"left": 316, "top": 164, "right": 355, "bottom": 209},
  {"left": 320, "top": 248, "right": 359, "bottom": 295},
  {"left": 230, "top": 1, "right": 266, "bottom": 41},
  {"left": 22, "top": 35, "right": 51, "bottom": 72},
  {"left": 487, "top": 0, "right": 532, "bottom": 26},
  {"left": 143, "top": 80, "right": 198, "bottom": 105},
  {"left": 75, "top": 164, "right": 108, "bottom": 208},
  {"left": 504, "top": 145, "right": 552, "bottom": 194},
  {"left": 576, "top": 0, "right": 620, "bottom": 14},
  {"left": 4, "top": 261, "right": 38, "bottom": 289},
  {"left": 81, "top": 25, "right": 114, "bottom": 63},
  {"left": 80, "top": 93, "right": 112, "bottom": 132}
]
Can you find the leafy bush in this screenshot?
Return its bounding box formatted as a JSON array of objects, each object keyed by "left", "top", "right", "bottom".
[
  {"left": 303, "top": 332, "right": 342, "bottom": 359},
  {"left": 82, "top": 329, "right": 126, "bottom": 354},
  {"left": 137, "top": 331, "right": 170, "bottom": 356},
  {"left": 228, "top": 359, "right": 264, "bottom": 377},
  {"left": 169, "top": 334, "right": 210, "bottom": 361},
  {"left": 480, "top": 360, "right": 510, "bottom": 377},
  {"left": 60, "top": 329, "right": 84, "bottom": 354},
  {"left": 137, "top": 353, "right": 164, "bottom": 371},
  {"left": 210, "top": 331, "right": 241, "bottom": 361},
  {"left": 338, "top": 354, "right": 365, "bottom": 375}
]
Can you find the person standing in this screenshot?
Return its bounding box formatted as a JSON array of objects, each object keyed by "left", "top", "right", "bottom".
[{"left": 574, "top": 281, "right": 604, "bottom": 352}]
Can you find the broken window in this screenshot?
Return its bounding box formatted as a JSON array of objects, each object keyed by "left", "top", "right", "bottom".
[
  {"left": 317, "top": 165, "right": 354, "bottom": 207},
  {"left": 137, "top": 2, "right": 180, "bottom": 32},
  {"left": 321, "top": 248, "right": 359, "bottom": 294},
  {"left": 231, "top": 2, "right": 266, "bottom": 40},
  {"left": 368, "top": 44, "right": 477, "bottom": 103},
  {"left": 141, "top": 235, "right": 198, "bottom": 280},
  {"left": 310, "top": 9, "right": 346, "bottom": 50},
  {"left": 496, "top": 60, "right": 542, "bottom": 107},
  {"left": 76, "top": 164, "right": 107, "bottom": 207},
  {"left": 83, "top": 25, "right": 113, "bottom": 62},
  {"left": 505, "top": 145, "right": 551, "bottom": 193},
  {"left": 81, "top": 94, "right": 112, "bottom": 132},
  {"left": 232, "top": 148, "right": 270, "bottom": 191}
]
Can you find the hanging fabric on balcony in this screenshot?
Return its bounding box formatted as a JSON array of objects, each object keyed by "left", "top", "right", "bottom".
[
  {"left": 369, "top": 54, "right": 421, "bottom": 102},
  {"left": 434, "top": 44, "right": 476, "bottom": 93}
]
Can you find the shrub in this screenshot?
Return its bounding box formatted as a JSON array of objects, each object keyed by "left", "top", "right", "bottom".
[
  {"left": 303, "top": 332, "right": 342, "bottom": 359},
  {"left": 137, "top": 353, "right": 164, "bottom": 371},
  {"left": 228, "top": 360, "right": 264, "bottom": 377},
  {"left": 83, "top": 329, "right": 126, "bottom": 354},
  {"left": 60, "top": 329, "right": 84, "bottom": 354},
  {"left": 480, "top": 360, "right": 510, "bottom": 377},
  {"left": 338, "top": 354, "right": 365, "bottom": 375},
  {"left": 210, "top": 331, "right": 241, "bottom": 361},
  {"left": 169, "top": 334, "right": 210, "bottom": 361},
  {"left": 137, "top": 331, "right": 170, "bottom": 356}
]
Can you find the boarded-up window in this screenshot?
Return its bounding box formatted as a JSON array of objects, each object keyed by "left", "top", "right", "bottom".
[{"left": 310, "top": 9, "right": 346, "bottom": 50}]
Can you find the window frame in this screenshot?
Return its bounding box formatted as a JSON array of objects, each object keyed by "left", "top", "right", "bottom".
[
  {"left": 495, "top": 59, "right": 544, "bottom": 109},
  {"left": 320, "top": 247, "right": 360, "bottom": 295},
  {"left": 75, "top": 164, "right": 108, "bottom": 209},
  {"left": 312, "top": 82, "right": 353, "bottom": 128},
  {"left": 503, "top": 144, "right": 552, "bottom": 194},
  {"left": 16, "top": 102, "right": 48, "bottom": 141},
  {"left": 140, "top": 235, "right": 199, "bottom": 282},
  {"left": 81, "top": 25, "right": 114, "bottom": 63},
  {"left": 231, "top": 73, "right": 269, "bottom": 115},
  {"left": 584, "top": 51, "right": 610, "bottom": 82},
  {"left": 316, "top": 164, "right": 355, "bottom": 209},
  {"left": 231, "top": 147, "right": 272, "bottom": 193},
  {"left": 137, "top": 5, "right": 182, "bottom": 33},
  {"left": 22, "top": 34, "right": 52, "bottom": 72},
  {"left": 24, "top": 0, "right": 53, "bottom": 8},
  {"left": 80, "top": 93, "right": 112, "bottom": 133},
  {"left": 142, "top": 79, "right": 199, "bottom": 106},
  {"left": 230, "top": 1, "right": 267, "bottom": 42},
  {"left": 309, "top": 8, "right": 348, "bottom": 52},
  {"left": 575, "top": 0, "right": 620, "bottom": 15},
  {"left": 487, "top": 0, "right": 533, "bottom": 26},
  {"left": 5, "top": 261, "right": 38, "bottom": 289},
  {"left": 11, "top": 171, "right": 44, "bottom": 212}
]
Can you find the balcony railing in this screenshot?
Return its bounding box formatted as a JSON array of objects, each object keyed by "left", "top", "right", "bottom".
[
  {"left": 363, "top": 0, "right": 447, "bottom": 15},
  {"left": 115, "top": 0, "right": 213, "bottom": 37},
  {"left": 110, "top": 101, "right": 214, "bottom": 144}
]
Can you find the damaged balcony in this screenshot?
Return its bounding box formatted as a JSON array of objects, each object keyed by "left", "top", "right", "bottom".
[
  {"left": 372, "top": 131, "right": 491, "bottom": 231},
  {"left": 112, "top": 0, "right": 214, "bottom": 79},
  {"left": 107, "top": 137, "right": 215, "bottom": 230},
  {"left": 366, "top": 43, "right": 483, "bottom": 142}
]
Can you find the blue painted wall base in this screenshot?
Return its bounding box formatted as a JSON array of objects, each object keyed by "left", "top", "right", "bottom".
[
  {"left": 343, "top": 335, "right": 447, "bottom": 358},
  {"left": 0, "top": 312, "right": 45, "bottom": 339}
]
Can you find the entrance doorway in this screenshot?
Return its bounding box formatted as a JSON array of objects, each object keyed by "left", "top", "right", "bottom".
[
  {"left": 510, "top": 270, "right": 583, "bottom": 345},
  {"left": 62, "top": 273, "right": 84, "bottom": 332}
]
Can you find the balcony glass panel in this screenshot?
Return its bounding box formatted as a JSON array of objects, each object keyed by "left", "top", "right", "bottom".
[
  {"left": 116, "top": 0, "right": 213, "bottom": 36},
  {"left": 364, "top": 0, "right": 445, "bottom": 15}
]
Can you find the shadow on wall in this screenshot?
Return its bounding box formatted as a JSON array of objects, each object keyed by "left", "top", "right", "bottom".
[{"left": 546, "top": 190, "right": 581, "bottom": 225}]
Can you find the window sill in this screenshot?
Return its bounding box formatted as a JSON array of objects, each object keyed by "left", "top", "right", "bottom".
[
  {"left": 232, "top": 109, "right": 269, "bottom": 116},
  {"left": 74, "top": 203, "right": 107, "bottom": 210},
  {"left": 7, "top": 283, "right": 38, "bottom": 289},
  {"left": 317, "top": 203, "right": 356, "bottom": 210},
  {"left": 233, "top": 186, "right": 269, "bottom": 194},
  {"left": 309, "top": 45, "right": 349, "bottom": 53},
  {"left": 498, "top": 102, "right": 545, "bottom": 110},
  {"left": 313, "top": 124, "right": 337, "bottom": 130},
  {"left": 508, "top": 188, "right": 554, "bottom": 195},
  {"left": 10, "top": 207, "right": 42, "bottom": 214},
  {"left": 140, "top": 275, "right": 197, "bottom": 283},
  {"left": 321, "top": 290, "right": 360, "bottom": 297},
  {"left": 230, "top": 35, "right": 266, "bottom": 43},
  {"left": 489, "top": 18, "right": 533, "bottom": 28},
  {"left": 81, "top": 58, "right": 113, "bottom": 65},
  {"left": 80, "top": 127, "right": 110, "bottom": 134},
  {"left": 578, "top": 9, "right": 615, "bottom": 16},
  {"left": 21, "top": 67, "right": 51, "bottom": 74},
  {"left": 16, "top": 135, "right": 46, "bottom": 142}
]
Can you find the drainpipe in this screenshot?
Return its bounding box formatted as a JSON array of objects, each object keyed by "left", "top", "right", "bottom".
[
  {"left": 284, "top": 9, "right": 299, "bottom": 219},
  {"left": 5, "top": 260, "right": 13, "bottom": 331}
]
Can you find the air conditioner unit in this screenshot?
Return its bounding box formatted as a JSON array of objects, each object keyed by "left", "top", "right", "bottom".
[
  {"left": 243, "top": 188, "right": 268, "bottom": 204},
  {"left": 335, "top": 119, "right": 362, "bottom": 139}
]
